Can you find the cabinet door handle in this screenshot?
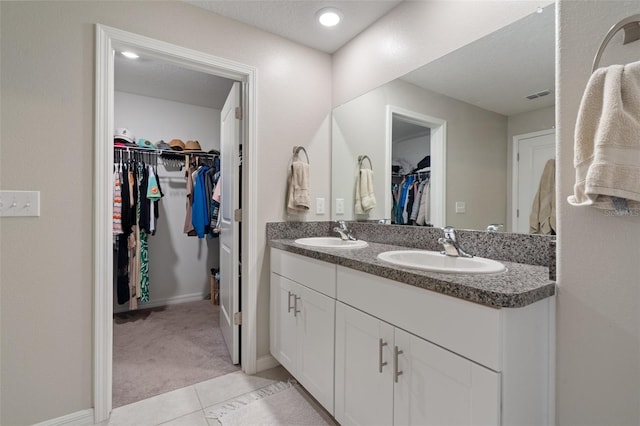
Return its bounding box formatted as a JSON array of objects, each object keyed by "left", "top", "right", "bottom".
[
  {"left": 287, "top": 291, "right": 294, "bottom": 314},
  {"left": 294, "top": 295, "right": 301, "bottom": 317},
  {"left": 394, "top": 346, "right": 404, "bottom": 383},
  {"left": 379, "top": 338, "right": 388, "bottom": 373}
]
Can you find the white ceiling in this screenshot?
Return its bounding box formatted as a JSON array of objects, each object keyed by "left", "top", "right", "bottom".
[
  {"left": 185, "top": 0, "right": 403, "bottom": 54},
  {"left": 115, "top": 2, "right": 555, "bottom": 117},
  {"left": 401, "top": 4, "right": 555, "bottom": 116},
  {"left": 115, "top": 54, "right": 234, "bottom": 109}
]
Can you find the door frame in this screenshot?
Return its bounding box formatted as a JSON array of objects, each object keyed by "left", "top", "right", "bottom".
[
  {"left": 385, "top": 106, "right": 446, "bottom": 228},
  {"left": 94, "top": 24, "right": 258, "bottom": 423},
  {"left": 511, "top": 128, "right": 555, "bottom": 233}
]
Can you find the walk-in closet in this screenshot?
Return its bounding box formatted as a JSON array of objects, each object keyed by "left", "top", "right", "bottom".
[
  {"left": 391, "top": 114, "right": 432, "bottom": 226},
  {"left": 112, "top": 53, "right": 240, "bottom": 407}
]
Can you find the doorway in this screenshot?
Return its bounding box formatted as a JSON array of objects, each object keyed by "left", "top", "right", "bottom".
[
  {"left": 511, "top": 129, "right": 556, "bottom": 233},
  {"left": 386, "top": 106, "right": 446, "bottom": 228},
  {"left": 94, "top": 24, "right": 258, "bottom": 423}
]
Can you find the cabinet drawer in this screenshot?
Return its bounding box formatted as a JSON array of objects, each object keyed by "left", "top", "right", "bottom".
[
  {"left": 337, "top": 266, "right": 502, "bottom": 371},
  {"left": 271, "top": 249, "right": 336, "bottom": 298}
]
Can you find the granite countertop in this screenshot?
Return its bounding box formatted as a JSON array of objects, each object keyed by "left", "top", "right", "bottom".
[{"left": 269, "top": 239, "right": 556, "bottom": 309}]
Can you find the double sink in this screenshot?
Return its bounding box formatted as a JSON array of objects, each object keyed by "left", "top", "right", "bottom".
[{"left": 294, "top": 237, "right": 505, "bottom": 275}]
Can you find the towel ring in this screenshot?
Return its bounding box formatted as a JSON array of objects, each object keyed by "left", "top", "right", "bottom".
[
  {"left": 293, "top": 146, "right": 309, "bottom": 164},
  {"left": 358, "top": 155, "right": 373, "bottom": 170},
  {"left": 592, "top": 14, "right": 640, "bottom": 72}
]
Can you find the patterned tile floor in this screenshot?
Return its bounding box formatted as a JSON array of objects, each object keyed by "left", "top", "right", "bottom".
[{"left": 100, "top": 366, "right": 336, "bottom": 425}]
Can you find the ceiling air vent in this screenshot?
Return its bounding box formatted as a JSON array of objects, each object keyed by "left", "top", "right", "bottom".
[{"left": 526, "top": 89, "right": 552, "bottom": 100}]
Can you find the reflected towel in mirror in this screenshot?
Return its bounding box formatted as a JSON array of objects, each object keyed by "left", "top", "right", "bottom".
[{"left": 355, "top": 168, "right": 376, "bottom": 214}]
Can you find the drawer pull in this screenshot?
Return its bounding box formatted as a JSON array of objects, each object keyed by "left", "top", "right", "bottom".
[
  {"left": 294, "top": 295, "right": 301, "bottom": 317},
  {"left": 379, "top": 338, "right": 388, "bottom": 373},
  {"left": 394, "top": 346, "right": 404, "bottom": 383},
  {"left": 287, "top": 291, "right": 294, "bottom": 314}
]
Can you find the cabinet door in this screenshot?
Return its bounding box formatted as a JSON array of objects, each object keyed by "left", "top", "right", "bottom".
[
  {"left": 296, "top": 284, "right": 335, "bottom": 414},
  {"left": 335, "top": 302, "right": 394, "bottom": 426},
  {"left": 394, "top": 328, "right": 500, "bottom": 426},
  {"left": 269, "top": 273, "right": 298, "bottom": 373}
]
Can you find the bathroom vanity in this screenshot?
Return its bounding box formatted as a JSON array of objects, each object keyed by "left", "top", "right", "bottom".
[{"left": 269, "top": 227, "right": 555, "bottom": 426}]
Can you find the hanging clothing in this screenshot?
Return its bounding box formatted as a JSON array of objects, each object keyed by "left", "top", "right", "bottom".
[
  {"left": 113, "top": 168, "right": 123, "bottom": 235},
  {"left": 113, "top": 155, "right": 163, "bottom": 308},
  {"left": 410, "top": 180, "right": 426, "bottom": 223},
  {"left": 416, "top": 181, "right": 431, "bottom": 226},
  {"left": 530, "top": 159, "right": 556, "bottom": 235},
  {"left": 183, "top": 165, "right": 197, "bottom": 236},
  {"left": 137, "top": 162, "right": 150, "bottom": 303},
  {"left": 192, "top": 165, "right": 211, "bottom": 238}
]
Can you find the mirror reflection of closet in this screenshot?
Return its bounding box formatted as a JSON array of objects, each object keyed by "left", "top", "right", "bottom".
[{"left": 391, "top": 113, "right": 432, "bottom": 226}]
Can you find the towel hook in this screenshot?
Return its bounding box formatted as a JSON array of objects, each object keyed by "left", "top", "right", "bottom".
[
  {"left": 358, "top": 155, "right": 373, "bottom": 170},
  {"left": 592, "top": 14, "right": 640, "bottom": 72},
  {"left": 293, "top": 146, "right": 309, "bottom": 164}
]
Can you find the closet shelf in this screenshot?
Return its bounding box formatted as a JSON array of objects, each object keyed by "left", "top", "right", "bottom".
[{"left": 114, "top": 145, "right": 219, "bottom": 158}]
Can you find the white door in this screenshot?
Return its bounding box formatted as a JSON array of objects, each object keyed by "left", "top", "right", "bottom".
[
  {"left": 335, "top": 302, "right": 394, "bottom": 426},
  {"left": 513, "top": 130, "right": 555, "bottom": 233},
  {"left": 393, "top": 328, "right": 500, "bottom": 426},
  {"left": 219, "top": 82, "right": 241, "bottom": 364}
]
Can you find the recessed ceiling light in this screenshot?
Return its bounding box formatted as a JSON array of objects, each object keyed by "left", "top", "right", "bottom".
[
  {"left": 121, "top": 51, "right": 140, "bottom": 59},
  {"left": 317, "top": 8, "right": 342, "bottom": 27},
  {"left": 536, "top": 6, "right": 544, "bottom": 14}
]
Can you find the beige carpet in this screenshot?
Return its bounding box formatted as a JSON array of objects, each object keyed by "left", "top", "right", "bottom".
[
  {"left": 208, "top": 382, "right": 334, "bottom": 426},
  {"left": 113, "top": 299, "right": 239, "bottom": 408}
]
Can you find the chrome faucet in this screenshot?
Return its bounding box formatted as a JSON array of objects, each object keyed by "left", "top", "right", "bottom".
[
  {"left": 438, "top": 226, "right": 473, "bottom": 258},
  {"left": 486, "top": 223, "right": 504, "bottom": 233},
  {"left": 333, "top": 220, "right": 356, "bottom": 241}
]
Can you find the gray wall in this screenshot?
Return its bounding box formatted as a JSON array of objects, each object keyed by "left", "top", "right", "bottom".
[
  {"left": 332, "top": 79, "right": 508, "bottom": 229},
  {"left": 557, "top": 1, "right": 640, "bottom": 424},
  {"left": 0, "top": 2, "right": 332, "bottom": 424}
]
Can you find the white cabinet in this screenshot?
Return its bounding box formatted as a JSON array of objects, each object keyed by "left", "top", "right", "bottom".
[
  {"left": 335, "top": 302, "right": 500, "bottom": 426},
  {"left": 336, "top": 266, "right": 554, "bottom": 426},
  {"left": 269, "top": 248, "right": 554, "bottom": 426},
  {"left": 270, "top": 250, "right": 336, "bottom": 414},
  {"left": 334, "top": 301, "right": 394, "bottom": 425}
]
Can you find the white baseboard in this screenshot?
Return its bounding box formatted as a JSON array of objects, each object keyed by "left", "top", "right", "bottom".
[
  {"left": 113, "top": 292, "right": 209, "bottom": 314},
  {"left": 33, "top": 409, "right": 94, "bottom": 426},
  {"left": 256, "top": 354, "right": 280, "bottom": 372}
]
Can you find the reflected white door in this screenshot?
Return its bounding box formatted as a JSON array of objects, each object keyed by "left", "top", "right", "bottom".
[
  {"left": 219, "top": 82, "right": 241, "bottom": 364},
  {"left": 514, "top": 130, "right": 555, "bottom": 234}
]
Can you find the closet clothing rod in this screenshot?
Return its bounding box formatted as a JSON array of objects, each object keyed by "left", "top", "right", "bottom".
[
  {"left": 114, "top": 146, "right": 219, "bottom": 158},
  {"left": 592, "top": 14, "right": 640, "bottom": 72}
]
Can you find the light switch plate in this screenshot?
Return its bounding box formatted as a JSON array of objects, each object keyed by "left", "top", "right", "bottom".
[
  {"left": 455, "top": 201, "right": 466, "bottom": 214},
  {"left": 0, "top": 190, "right": 41, "bottom": 217},
  {"left": 336, "top": 198, "right": 345, "bottom": 215},
  {"left": 316, "top": 197, "right": 325, "bottom": 215}
]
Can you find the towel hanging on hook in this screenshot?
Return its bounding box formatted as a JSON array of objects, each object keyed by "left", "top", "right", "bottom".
[
  {"left": 355, "top": 155, "right": 376, "bottom": 214},
  {"left": 568, "top": 14, "right": 640, "bottom": 213},
  {"left": 286, "top": 146, "right": 310, "bottom": 215}
]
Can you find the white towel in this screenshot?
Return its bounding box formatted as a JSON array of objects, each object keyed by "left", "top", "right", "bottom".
[
  {"left": 568, "top": 60, "right": 640, "bottom": 210},
  {"left": 355, "top": 169, "right": 376, "bottom": 214},
  {"left": 286, "top": 161, "right": 310, "bottom": 214}
]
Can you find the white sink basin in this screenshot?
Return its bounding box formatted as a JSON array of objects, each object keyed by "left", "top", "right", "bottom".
[
  {"left": 295, "top": 237, "right": 368, "bottom": 249},
  {"left": 377, "top": 250, "right": 505, "bottom": 274}
]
